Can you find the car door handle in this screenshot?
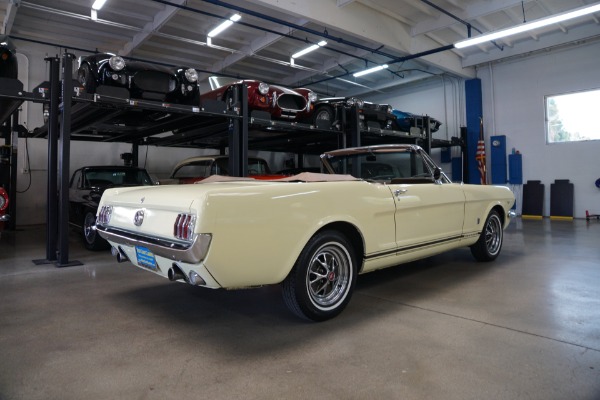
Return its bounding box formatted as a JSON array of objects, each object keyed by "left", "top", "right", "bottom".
[{"left": 394, "top": 189, "right": 407, "bottom": 197}]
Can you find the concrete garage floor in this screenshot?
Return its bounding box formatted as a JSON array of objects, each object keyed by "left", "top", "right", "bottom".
[{"left": 0, "top": 219, "right": 599, "bottom": 400}]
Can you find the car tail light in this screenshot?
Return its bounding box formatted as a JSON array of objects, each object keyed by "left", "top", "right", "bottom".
[
  {"left": 174, "top": 213, "right": 196, "bottom": 241},
  {"left": 97, "top": 205, "right": 112, "bottom": 225}
]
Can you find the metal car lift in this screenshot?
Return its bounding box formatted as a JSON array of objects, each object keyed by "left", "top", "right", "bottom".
[{"left": 1, "top": 52, "right": 444, "bottom": 269}]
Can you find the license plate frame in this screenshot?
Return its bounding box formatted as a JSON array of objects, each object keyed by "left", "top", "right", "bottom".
[{"left": 135, "top": 246, "right": 157, "bottom": 270}]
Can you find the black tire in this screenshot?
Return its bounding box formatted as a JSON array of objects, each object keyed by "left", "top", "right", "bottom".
[
  {"left": 282, "top": 230, "right": 357, "bottom": 321},
  {"left": 0, "top": 57, "right": 18, "bottom": 79},
  {"left": 470, "top": 210, "right": 503, "bottom": 262},
  {"left": 82, "top": 211, "right": 108, "bottom": 251},
  {"left": 78, "top": 63, "right": 96, "bottom": 94},
  {"left": 312, "top": 105, "right": 335, "bottom": 128}
]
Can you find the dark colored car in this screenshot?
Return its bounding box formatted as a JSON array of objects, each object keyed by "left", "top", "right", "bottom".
[
  {"left": 77, "top": 53, "right": 200, "bottom": 104},
  {"left": 1, "top": 35, "right": 19, "bottom": 125},
  {"left": 309, "top": 97, "right": 395, "bottom": 130},
  {"left": 202, "top": 76, "right": 317, "bottom": 121},
  {"left": 69, "top": 166, "right": 154, "bottom": 250},
  {"left": 0, "top": 35, "right": 17, "bottom": 78},
  {"left": 391, "top": 109, "right": 442, "bottom": 133}
]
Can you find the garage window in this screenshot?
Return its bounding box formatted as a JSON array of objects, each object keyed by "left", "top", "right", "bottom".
[{"left": 545, "top": 88, "right": 600, "bottom": 143}]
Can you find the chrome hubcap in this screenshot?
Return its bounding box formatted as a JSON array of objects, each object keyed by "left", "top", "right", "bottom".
[
  {"left": 84, "top": 214, "right": 96, "bottom": 243},
  {"left": 485, "top": 215, "right": 502, "bottom": 255},
  {"left": 306, "top": 242, "right": 352, "bottom": 309}
]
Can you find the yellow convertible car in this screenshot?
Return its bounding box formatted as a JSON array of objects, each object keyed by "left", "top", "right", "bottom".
[{"left": 96, "top": 145, "right": 515, "bottom": 321}]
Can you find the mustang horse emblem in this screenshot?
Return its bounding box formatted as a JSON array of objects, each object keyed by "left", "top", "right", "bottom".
[{"left": 134, "top": 210, "right": 145, "bottom": 226}]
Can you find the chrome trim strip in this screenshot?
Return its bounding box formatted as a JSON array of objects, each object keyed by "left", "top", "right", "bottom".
[
  {"left": 365, "top": 234, "right": 465, "bottom": 260},
  {"left": 96, "top": 225, "right": 211, "bottom": 264}
]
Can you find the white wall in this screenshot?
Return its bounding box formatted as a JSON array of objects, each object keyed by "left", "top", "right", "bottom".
[{"left": 477, "top": 39, "right": 600, "bottom": 218}]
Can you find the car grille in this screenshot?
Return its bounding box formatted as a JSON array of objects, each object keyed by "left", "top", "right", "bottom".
[
  {"left": 133, "top": 71, "right": 177, "bottom": 93},
  {"left": 276, "top": 94, "right": 307, "bottom": 112}
]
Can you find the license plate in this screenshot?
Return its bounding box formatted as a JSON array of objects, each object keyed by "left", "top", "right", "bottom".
[{"left": 135, "top": 246, "right": 157, "bottom": 270}]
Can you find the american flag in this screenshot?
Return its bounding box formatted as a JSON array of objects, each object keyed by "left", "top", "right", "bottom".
[{"left": 476, "top": 118, "right": 487, "bottom": 185}]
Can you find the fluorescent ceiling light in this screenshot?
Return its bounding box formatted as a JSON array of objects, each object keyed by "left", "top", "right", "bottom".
[
  {"left": 353, "top": 64, "right": 389, "bottom": 78},
  {"left": 291, "top": 41, "right": 327, "bottom": 59},
  {"left": 208, "top": 14, "right": 242, "bottom": 38},
  {"left": 455, "top": 3, "right": 600, "bottom": 49},
  {"left": 92, "top": 0, "right": 107, "bottom": 10},
  {"left": 91, "top": 9, "right": 98, "bottom": 21}
]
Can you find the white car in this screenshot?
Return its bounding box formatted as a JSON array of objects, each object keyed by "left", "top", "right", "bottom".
[{"left": 96, "top": 144, "right": 515, "bottom": 321}]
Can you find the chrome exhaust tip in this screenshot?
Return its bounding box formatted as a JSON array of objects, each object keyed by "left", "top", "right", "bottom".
[
  {"left": 168, "top": 264, "right": 186, "bottom": 282},
  {"left": 111, "top": 246, "right": 129, "bottom": 263}
]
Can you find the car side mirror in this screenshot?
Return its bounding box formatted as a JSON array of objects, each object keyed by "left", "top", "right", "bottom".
[{"left": 433, "top": 167, "right": 442, "bottom": 182}]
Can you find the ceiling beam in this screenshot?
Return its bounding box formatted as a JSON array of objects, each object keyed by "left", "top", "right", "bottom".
[
  {"left": 412, "top": 0, "right": 536, "bottom": 36},
  {"left": 248, "top": 0, "right": 474, "bottom": 79},
  {"left": 197, "top": 18, "right": 309, "bottom": 82},
  {"left": 119, "top": 0, "right": 186, "bottom": 56},
  {"left": 2, "top": 0, "right": 19, "bottom": 35},
  {"left": 461, "top": 22, "right": 600, "bottom": 67}
]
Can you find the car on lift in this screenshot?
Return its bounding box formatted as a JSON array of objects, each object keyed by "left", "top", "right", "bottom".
[
  {"left": 309, "top": 96, "right": 396, "bottom": 130},
  {"left": 391, "top": 109, "right": 442, "bottom": 133},
  {"left": 201, "top": 76, "right": 318, "bottom": 122},
  {"left": 76, "top": 53, "right": 200, "bottom": 105},
  {"left": 69, "top": 166, "right": 154, "bottom": 250},
  {"left": 161, "top": 155, "right": 285, "bottom": 184},
  {"left": 1, "top": 35, "right": 19, "bottom": 125},
  {"left": 95, "top": 144, "right": 515, "bottom": 321},
  {"left": 0, "top": 35, "right": 17, "bottom": 79}
]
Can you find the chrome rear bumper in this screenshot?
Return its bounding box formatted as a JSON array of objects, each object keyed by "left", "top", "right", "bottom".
[{"left": 96, "top": 225, "right": 211, "bottom": 264}]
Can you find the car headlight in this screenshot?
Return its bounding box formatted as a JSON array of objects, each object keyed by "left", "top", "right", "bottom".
[
  {"left": 308, "top": 91, "right": 317, "bottom": 102},
  {"left": 347, "top": 97, "right": 364, "bottom": 107},
  {"left": 185, "top": 68, "right": 198, "bottom": 83},
  {"left": 258, "top": 82, "right": 269, "bottom": 95},
  {"left": 109, "top": 56, "right": 126, "bottom": 71}
]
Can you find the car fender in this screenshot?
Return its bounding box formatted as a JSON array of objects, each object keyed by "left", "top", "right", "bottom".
[{"left": 199, "top": 181, "right": 396, "bottom": 288}]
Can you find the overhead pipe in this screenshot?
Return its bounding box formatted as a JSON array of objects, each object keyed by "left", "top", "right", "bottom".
[{"left": 419, "top": 0, "right": 503, "bottom": 51}]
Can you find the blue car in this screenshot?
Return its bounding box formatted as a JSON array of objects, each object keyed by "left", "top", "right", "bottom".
[{"left": 392, "top": 109, "right": 442, "bottom": 133}]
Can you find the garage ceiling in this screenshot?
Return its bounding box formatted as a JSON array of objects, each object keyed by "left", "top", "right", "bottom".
[{"left": 2, "top": 0, "right": 599, "bottom": 97}]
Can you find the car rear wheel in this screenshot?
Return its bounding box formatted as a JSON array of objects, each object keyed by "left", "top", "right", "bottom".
[
  {"left": 470, "top": 210, "right": 503, "bottom": 262},
  {"left": 312, "top": 105, "right": 334, "bottom": 128},
  {"left": 83, "top": 211, "right": 108, "bottom": 251},
  {"left": 282, "top": 230, "right": 357, "bottom": 321}
]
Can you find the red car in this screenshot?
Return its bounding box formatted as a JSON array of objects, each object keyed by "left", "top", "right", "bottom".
[
  {"left": 161, "top": 155, "right": 286, "bottom": 184},
  {"left": 202, "top": 77, "right": 317, "bottom": 122},
  {"left": 0, "top": 187, "right": 9, "bottom": 231}
]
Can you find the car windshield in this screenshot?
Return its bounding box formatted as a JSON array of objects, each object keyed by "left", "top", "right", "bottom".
[
  {"left": 84, "top": 169, "right": 153, "bottom": 187},
  {"left": 213, "top": 158, "right": 272, "bottom": 175},
  {"left": 208, "top": 76, "right": 239, "bottom": 90},
  {"left": 323, "top": 147, "right": 448, "bottom": 183}
]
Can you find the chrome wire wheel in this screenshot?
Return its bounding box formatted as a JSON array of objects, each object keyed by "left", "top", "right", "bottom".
[
  {"left": 315, "top": 109, "right": 332, "bottom": 121},
  {"left": 484, "top": 214, "right": 503, "bottom": 256},
  {"left": 470, "top": 210, "right": 504, "bottom": 262},
  {"left": 305, "top": 242, "right": 352, "bottom": 310},
  {"left": 84, "top": 212, "right": 97, "bottom": 245},
  {"left": 282, "top": 230, "right": 357, "bottom": 321}
]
